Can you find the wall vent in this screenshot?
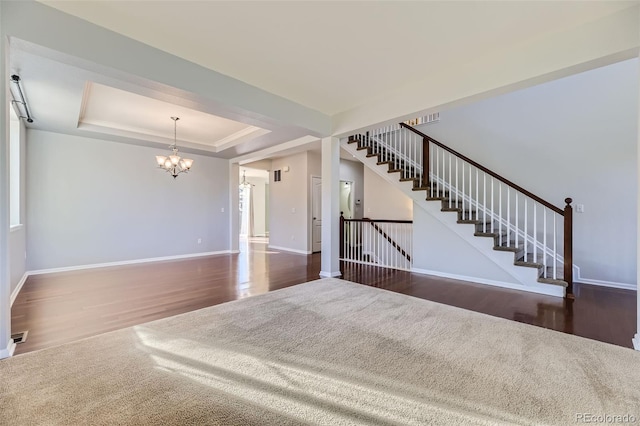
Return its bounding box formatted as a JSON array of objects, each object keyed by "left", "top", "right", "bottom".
[{"left": 11, "top": 331, "right": 28, "bottom": 344}]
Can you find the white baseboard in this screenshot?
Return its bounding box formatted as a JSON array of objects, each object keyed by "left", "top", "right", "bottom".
[
  {"left": 633, "top": 334, "right": 640, "bottom": 351},
  {"left": 0, "top": 339, "right": 16, "bottom": 359},
  {"left": 572, "top": 265, "right": 636, "bottom": 290},
  {"left": 10, "top": 273, "right": 28, "bottom": 307},
  {"left": 27, "top": 250, "right": 234, "bottom": 276},
  {"left": 576, "top": 278, "right": 636, "bottom": 291},
  {"left": 267, "top": 245, "right": 312, "bottom": 255},
  {"left": 319, "top": 271, "right": 342, "bottom": 278},
  {"left": 411, "top": 267, "right": 565, "bottom": 298}
]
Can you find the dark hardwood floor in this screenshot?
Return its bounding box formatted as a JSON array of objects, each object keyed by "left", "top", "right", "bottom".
[{"left": 11, "top": 239, "right": 636, "bottom": 355}]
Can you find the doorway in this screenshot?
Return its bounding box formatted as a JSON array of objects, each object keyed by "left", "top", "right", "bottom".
[
  {"left": 311, "top": 176, "right": 322, "bottom": 253},
  {"left": 340, "top": 180, "right": 355, "bottom": 219},
  {"left": 239, "top": 167, "right": 270, "bottom": 245}
]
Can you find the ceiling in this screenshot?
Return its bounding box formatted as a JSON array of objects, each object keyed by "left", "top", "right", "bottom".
[
  {"left": 11, "top": 1, "right": 637, "bottom": 162},
  {"left": 80, "top": 82, "right": 269, "bottom": 149},
  {"left": 9, "top": 40, "right": 308, "bottom": 159},
  {"left": 41, "top": 0, "right": 635, "bottom": 115}
]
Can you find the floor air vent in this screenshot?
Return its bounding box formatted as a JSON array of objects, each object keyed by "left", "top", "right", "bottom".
[{"left": 11, "top": 331, "right": 28, "bottom": 344}]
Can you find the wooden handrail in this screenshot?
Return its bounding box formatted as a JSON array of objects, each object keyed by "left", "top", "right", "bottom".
[
  {"left": 400, "top": 122, "right": 564, "bottom": 215},
  {"left": 343, "top": 218, "right": 413, "bottom": 224}
]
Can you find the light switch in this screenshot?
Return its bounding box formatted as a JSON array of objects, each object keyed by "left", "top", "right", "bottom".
[
  {"left": 576, "top": 204, "right": 584, "bottom": 213},
  {"left": 291, "top": 208, "right": 296, "bottom": 213}
]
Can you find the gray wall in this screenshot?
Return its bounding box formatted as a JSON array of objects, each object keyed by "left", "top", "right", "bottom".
[
  {"left": 250, "top": 175, "right": 269, "bottom": 237},
  {"left": 27, "top": 130, "right": 230, "bottom": 270},
  {"left": 364, "top": 166, "right": 413, "bottom": 221},
  {"left": 412, "top": 205, "right": 519, "bottom": 284},
  {"left": 417, "top": 58, "right": 638, "bottom": 286},
  {"left": 269, "top": 152, "right": 310, "bottom": 253},
  {"left": 8, "top": 113, "right": 26, "bottom": 295}
]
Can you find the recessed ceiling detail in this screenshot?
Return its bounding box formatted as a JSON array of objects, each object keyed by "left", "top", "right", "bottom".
[{"left": 78, "top": 82, "right": 270, "bottom": 151}]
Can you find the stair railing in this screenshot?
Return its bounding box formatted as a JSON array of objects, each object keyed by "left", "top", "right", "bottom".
[
  {"left": 351, "top": 123, "right": 573, "bottom": 296},
  {"left": 339, "top": 214, "right": 413, "bottom": 271}
]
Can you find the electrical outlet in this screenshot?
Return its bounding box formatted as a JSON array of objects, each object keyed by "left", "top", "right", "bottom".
[
  {"left": 220, "top": 207, "right": 224, "bottom": 213},
  {"left": 576, "top": 204, "right": 584, "bottom": 213},
  {"left": 197, "top": 238, "right": 202, "bottom": 244}
]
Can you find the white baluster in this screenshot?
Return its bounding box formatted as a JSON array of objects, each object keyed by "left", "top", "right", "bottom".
[
  {"left": 543, "top": 207, "right": 547, "bottom": 278},
  {"left": 353, "top": 223, "right": 363, "bottom": 260},
  {"left": 409, "top": 223, "right": 412, "bottom": 269},
  {"left": 395, "top": 223, "right": 398, "bottom": 270},
  {"left": 507, "top": 188, "right": 510, "bottom": 247},
  {"left": 341, "top": 220, "right": 345, "bottom": 260},
  {"left": 385, "top": 224, "right": 394, "bottom": 267},
  {"left": 360, "top": 222, "right": 370, "bottom": 263},
  {"left": 491, "top": 178, "right": 494, "bottom": 233},
  {"left": 377, "top": 222, "right": 381, "bottom": 265},
  {"left": 350, "top": 221, "right": 353, "bottom": 262},
  {"left": 475, "top": 168, "right": 479, "bottom": 221},
  {"left": 462, "top": 160, "right": 465, "bottom": 215},
  {"left": 449, "top": 155, "right": 452, "bottom": 208},
  {"left": 385, "top": 223, "right": 389, "bottom": 268},
  {"left": 533, "top": 203, "right": 537, "bottom": 263},
  {"left": 469, "top": 163, "right": 472, "bottom": 221},
  {"left": 429, "top": 143, "right": 438, "bottom": 197},
  {"left": 406, "top": 224, "right": 409, "bottom": 270},
  {"left": 553, "top": 214, "right": 557, "bottom": 280},
  {"left": 456, "top": 158, "right": 459, "bottom": 207},
  {"left": 469, "top": 164, "right": 478, "bottom": 220},
  {"left": 498, "top": 183, "right": 502, "bottom": 241},
  {"left": 524, "top": 199, "right": 528, "bottom": 262},
  {"left": 413, "top": 133, "right": 417, "bottom": 180},
  {"left": 515, "top": 193, "right": 518, "bottom": 249},
  {"left": 483, "top": 173, "right": 487, "bottom": 233},
  {"left": 436, "top": 146, "right": 440, "bottom": 195}
]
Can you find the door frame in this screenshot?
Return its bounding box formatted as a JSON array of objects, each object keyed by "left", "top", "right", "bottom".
[{"left": 310, "top": 175, "right": 322, "bottom": 253}]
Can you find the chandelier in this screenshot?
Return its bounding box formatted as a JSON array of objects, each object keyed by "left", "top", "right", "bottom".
[
  {"left": 155, "top": 117, "right": 194, "bottom": 178},
  {"left": 239, "top": 170, "right": 253, "bottom": 190}
]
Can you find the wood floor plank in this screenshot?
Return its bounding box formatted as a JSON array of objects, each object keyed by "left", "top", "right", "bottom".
[{"left": 11, "top": 241, "right": 636, "bottom": 355}]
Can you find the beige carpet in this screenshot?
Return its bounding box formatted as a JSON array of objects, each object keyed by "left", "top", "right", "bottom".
[{"left": 1, "top": 278, "right": 639, "bottom": 425}]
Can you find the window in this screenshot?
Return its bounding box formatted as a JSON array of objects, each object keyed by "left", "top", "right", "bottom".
[{"left": 9, "top": 105, "right": 20, "bottom": 227}]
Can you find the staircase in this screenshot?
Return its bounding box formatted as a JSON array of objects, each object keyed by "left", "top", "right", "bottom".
[{"left": 342, "top": 121, "right": 573, "bottom": 298}]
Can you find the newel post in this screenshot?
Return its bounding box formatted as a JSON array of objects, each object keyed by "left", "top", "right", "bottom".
[
  {"left": 563, "top": 198, "right": 574, "bottom": 298},
  {"left": 422, "top": 137, "right": 430, "bottom": 188},
  {"left": 339, "top": 212, "right": 344, "bottom": 260}
]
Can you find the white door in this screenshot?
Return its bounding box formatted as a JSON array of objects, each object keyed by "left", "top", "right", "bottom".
[{"left": 312, "top": 176, "right": 322, "bottom": 253}]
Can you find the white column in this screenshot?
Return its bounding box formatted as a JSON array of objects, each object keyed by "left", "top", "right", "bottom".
[
  {"left": 320, "top": 136, "right": 341, "bottom": 278},
  {"left": 0, "top": 19, "right": 15, "bottom": 359},
  {"left": 635, "top": 29, "right": 640, "bottom": 351},
  {"left": 229, "top": 162, "right": 240, "bottom": 254}
]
